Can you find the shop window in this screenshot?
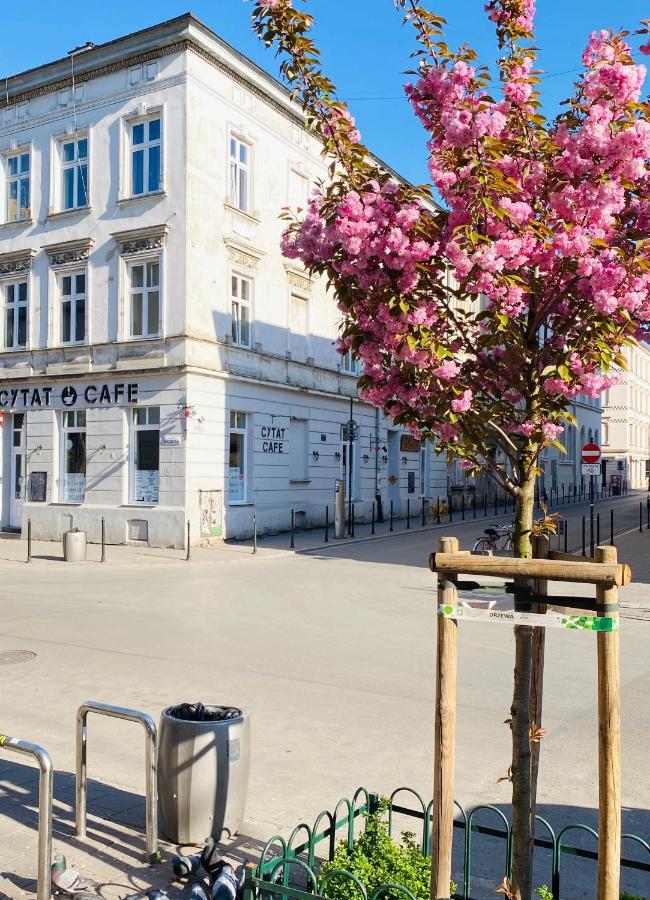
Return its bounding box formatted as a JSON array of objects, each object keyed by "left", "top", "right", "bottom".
[
  {"left": 289, "top": 419, "right": 308, "bottom": 481},
  {"left": 61, "top": 410, "right": 86, "bottom": 502},
  {"left": 129, "top": 259, "right": 160, "bottom": 338},
  {"left": 59, "top": 271, "right": 86, "bottom": 344},
  {"left": 4, "top": 280, "right": 28, "bottom": 349},
  {"left": 229, "top": 411, "right": 247, "bottom": 503},
  {"left": 131, "top": 406, "right": 160, "bottom": 503},
  {"left": 231, "top": 273, "right": 252, "bottom": 348},
  {"left": 130, "top": 116, "right": 161, "bottom": 196},
  {"left": 6, "top": 150, "right": 30, "bottom": 222},
  {"left": 229, "top": 136, "right": 251, "bottom": 212},
  {"left": 60, "top": 136, "right": 88, "bottom": 210}
]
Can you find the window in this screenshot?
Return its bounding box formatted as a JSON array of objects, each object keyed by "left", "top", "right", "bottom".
[
  {"left": 131, "top": 117, "right": 161, "bottom": 196},
  {"left": 341, "top": 347, "right": 360, "bottom": 375},
  {"left": 229, "top": 136, "right": 250, "bottom": 212},
  {"left": 229, "top": 411, "right": 248, "bottom": 503},
  {"left": 420, "top": 445, "right": 429, "bottom": 497},
  {"left": 4, "top": 281, "right": 27, "bottom": 349},
  {"left": 289, "top": 168, "right": 309, "bottom": 211},
  {"left": 6, "top": 151, "right": 30, "bottom": 221},
  {"left": 290, "top": 294, "right": 308, "bottom": 362},
  {"left": 129, "top": 259, "right": 160, "bottom": 338},
  {"left": 231, "top": 273, "right": 251, "bottom": 348},
  {"left": 61, "top": 410, "right": 86, "bottom": 502},
  {"left": 61, "top": 136, "right": 88, "bottom": 210},
  {"left": 131, "top": 407, "right": 160, "bottom": 503},
  {"left": 60, "top": 272, "right": 86, "bottom": 344},
  {"left": 289, "top": 419, "right": 308, "bottom": 481}
]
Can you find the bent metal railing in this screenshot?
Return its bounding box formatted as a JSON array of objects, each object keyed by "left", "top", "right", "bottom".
[{"left": 245, "top": 787, "right": 650, "bottom": 900}]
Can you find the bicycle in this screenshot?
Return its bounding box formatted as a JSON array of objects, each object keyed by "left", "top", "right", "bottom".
[{"left": 472, "top": 523, "right": 514, "bottom": 554}]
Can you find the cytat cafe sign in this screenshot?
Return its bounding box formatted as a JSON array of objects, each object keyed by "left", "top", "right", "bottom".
[{"left": 0, "top": 382, "right": 140, "bottom": 409}]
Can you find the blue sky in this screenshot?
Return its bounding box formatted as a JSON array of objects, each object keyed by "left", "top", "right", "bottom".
[{"left": 2, "top": 1, "right": 648, "bottom": 184}]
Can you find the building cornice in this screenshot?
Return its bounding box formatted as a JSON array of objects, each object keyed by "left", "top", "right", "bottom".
[
  {"left": 112, "top": 223, "right": 170, "bottom": 255},
  {"left": 0, "top": 248, "right": 37, "bottom": 277},
  {"left": 42, "top": 238, "right": 94, "bottom": 268}
]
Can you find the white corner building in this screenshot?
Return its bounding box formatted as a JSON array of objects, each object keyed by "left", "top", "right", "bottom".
[
  {"left": 601, "top": 342, "right": 650, "bottom": 491},
  {"left": 0, "top": 14, "right": 448, "bottom": 546}
]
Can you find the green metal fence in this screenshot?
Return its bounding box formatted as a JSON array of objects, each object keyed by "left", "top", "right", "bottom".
[{"left": 244, "top": 786, "right": 650, "bottom": 900}]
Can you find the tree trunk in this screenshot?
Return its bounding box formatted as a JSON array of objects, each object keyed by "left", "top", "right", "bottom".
[{"left": 510, "top": 470, "right": 537, "bottom": 900}]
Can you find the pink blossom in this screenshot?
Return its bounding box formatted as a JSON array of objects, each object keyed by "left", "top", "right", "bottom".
[
  {"left": 451, "top": 389, "right": 473, "bottom": 413},
  {"left": 434, "top": 361, "right": 461, "bottom": 380}
]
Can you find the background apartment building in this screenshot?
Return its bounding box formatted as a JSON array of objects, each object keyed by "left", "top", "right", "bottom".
[
  {"left": 601, "top": 342, "right": 650, "bottom": 491},
  {"left": 0, "top": 14, "right": 448, "bottom": 546}
]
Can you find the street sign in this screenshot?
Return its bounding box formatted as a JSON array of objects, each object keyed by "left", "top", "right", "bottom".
[
  {"left": 582, "top": 463, "right": 601, "bottom": 476},
  {"left": 581, "top": 442, "right": 601, "bottom": 464},
  {"left": 438, "top": 604, "right": 618, "bottom": 632}
]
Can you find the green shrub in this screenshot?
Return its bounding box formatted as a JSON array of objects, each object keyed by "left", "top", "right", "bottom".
[
  {"left": 620, "top": 893, "right": 646, "bottom": 900},
  {"left": 318, "top": 804, "right": 456, "bottom": 900},
  {"left": 535, "top": 888, "right": 553, "bottom": 900}
]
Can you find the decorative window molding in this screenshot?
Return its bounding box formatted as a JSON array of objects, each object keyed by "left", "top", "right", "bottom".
[
  {"left": 112, "top": 224, "right": 169, "bottom": 256},
  {"left": 0, "top": 248, "right": 36, "bottom": 278},
  {"left": 43, "top": 238, "right": 93, "bottom": 269},
  {"left": 224, "top": 237, "right": 264, "bottom": 272},
  {"left": 284, "top": 263, "right": 312, "bottom": 294}
]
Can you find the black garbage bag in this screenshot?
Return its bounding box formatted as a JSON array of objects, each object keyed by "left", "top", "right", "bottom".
[{"left": 167, "top": 702, "right": 241, "bottom": 722}]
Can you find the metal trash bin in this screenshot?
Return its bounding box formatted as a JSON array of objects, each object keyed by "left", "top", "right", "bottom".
[
  {"left": 157, "top": 703, "right": 250, "bottom": 843},
  {"left": 63, "top": 528, "right": 87, "bottom": 562}
]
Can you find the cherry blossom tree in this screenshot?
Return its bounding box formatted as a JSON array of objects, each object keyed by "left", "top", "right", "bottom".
[{"left": 251, "top": 2, "right": 650, "bottom": 897}]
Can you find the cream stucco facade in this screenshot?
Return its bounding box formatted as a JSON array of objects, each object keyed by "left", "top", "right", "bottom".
[{"left": 601, "top": 342, "right": 650, "bottom": 491}]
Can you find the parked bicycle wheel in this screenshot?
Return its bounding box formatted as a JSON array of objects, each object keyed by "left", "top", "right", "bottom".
[{"left": 472, "top": 538, "right": 494, "bottom": 555}]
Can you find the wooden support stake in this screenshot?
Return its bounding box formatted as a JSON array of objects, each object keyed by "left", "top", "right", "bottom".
[
  {"left": 595, "top": 545, "right": 621, "bottom": 900},
  {"left": 431, "top": 536, "right": 458, "bottom": 900},
  {"left": 530, "top": 535, "right": 549, "bottom": 846}
]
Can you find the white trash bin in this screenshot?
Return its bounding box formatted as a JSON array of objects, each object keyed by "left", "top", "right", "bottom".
[{"left": 63, "top": 528, "right": 87, "bottom": 561}]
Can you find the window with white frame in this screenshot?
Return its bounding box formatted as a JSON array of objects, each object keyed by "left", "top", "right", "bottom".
[
  {"left": 61, "top": 410, "right": 86, "bottom": 502},
  {"left": 61, "top": 136, "right": 88, "bottom": 210},
  {"left": 290, "top": 293, "right": 308, "bottom": 362},
  {"left": 231, "top": 273, "right": 252, "bottom": 348},
  {"left": 289, "top": 167, "right": 309, "bottom": 211},
  {"left": 131, "top": 406, "right": 160, "bottom": 503},
  {"left": 229, "top": 411, "right": 248, "bottom": 503},
  {"left": 6, "top": 151, "right": 30, "bottom": 222},
  {"left": 341, "top": 347, "right": 360, "bottom": 375},
  {"left": 129, "top": 259, "right": 160, "bottom": 338},
  {"left": 130, "top": 117, "right": 161, "bottom": 196},
  {"left": 59, "top": 271, "right": 86, "bottom": 344},
  {"left": 229, "top": 136, "right": 250, "bottom": 212},
  {"left": 4, "top": 280, "right": 27, "bottom": 349}
]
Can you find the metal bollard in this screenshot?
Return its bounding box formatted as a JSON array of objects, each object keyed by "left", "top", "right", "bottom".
[
  {"left": 290, "top": 509, "right": 295, "bottom": 549},
  {"left": 186, "top": 520, "right": 191, "bottom": 561},
  {"left": 564, "top": 521, "right": 568, "bottom": 553},
  {"left": 351, "top": 503, "right": 355, "bottom": 538},
  {"left": 371, "top": 502, "right": 376, "bottom": 535},
  {"left": 407, "top": 499, "right": 410, "bottom": 529},
  {"left": 390, "top": 500, "right": 394, "bottom": 532},
  {"left": 26, "top": 518, "right": 32, "bottom": 564},
  {"left": 494, "top": 492, "right": 498, "bottom": 516},
  {"left": 324, "top": 505, "right": 329, "bottom": 542},
  {"left": 100, "top": 516, "right": 106, "bottom": 563},
  {"left": 252, "top": 512, "right": 257, "bottom": 555},
  {"left": 483, "top": 493, "right": 487, "bottom": 517},
  {"left": 590, "top": 503, "right": 595, "bottom": 557},
  {"left": 0, "top": 735, "right": 53, "bottom": 900},
  {"left": 422, "top": 497, "right": 426, "bottom": 527},
  {"left": 597, "top": 512, "right": 600, "bottom": 547},
  {"left": 582, "top": 516, "right": 586, "bottom": 557},
  {"left": 76, "top": 701, "right": 158, "bottom": 862},
  {"left": 436, "top": 497, "right": 441, "bottom": 525},
  {"left": 610, "top": 508, "right": 614, "bottom": 546}
]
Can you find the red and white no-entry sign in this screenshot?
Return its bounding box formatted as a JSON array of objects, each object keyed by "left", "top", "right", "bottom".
[{"left": 581, "top": 443, "right": 601, "bottom": 464}]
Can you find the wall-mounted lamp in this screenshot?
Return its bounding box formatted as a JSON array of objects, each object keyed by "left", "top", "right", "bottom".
[
  {"left": 381, "top": 454, "right": 388, "bottom": 464},
  {"left": 363, "top": 454, "right": 369, "bottom": 461},
  {"left": 401, "top": 456, "right": 408, "bottom": 465},
  {"left": 334, "top": 451, "right": 342, "bottom": 462},
  {"left": 312, "top": 450, "right": 320, "bottom": 460},
  {"left": 98, "top": 444, "right": 107, "bottom": 451}
]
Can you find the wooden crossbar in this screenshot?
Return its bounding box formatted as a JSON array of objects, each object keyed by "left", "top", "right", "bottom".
[{"left": 428, "top": 550, "right": 631, "bottom": 586}]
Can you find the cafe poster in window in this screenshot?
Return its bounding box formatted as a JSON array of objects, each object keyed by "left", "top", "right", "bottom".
[
  {"left": 28, "top": 471, "right": 47, "bottom": 503},
  {"left": 135, "top": 469, "right": 160, "bottom": 503},
  {"left": 229, "top": 467, "right": 245, "bottom": 502}
]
